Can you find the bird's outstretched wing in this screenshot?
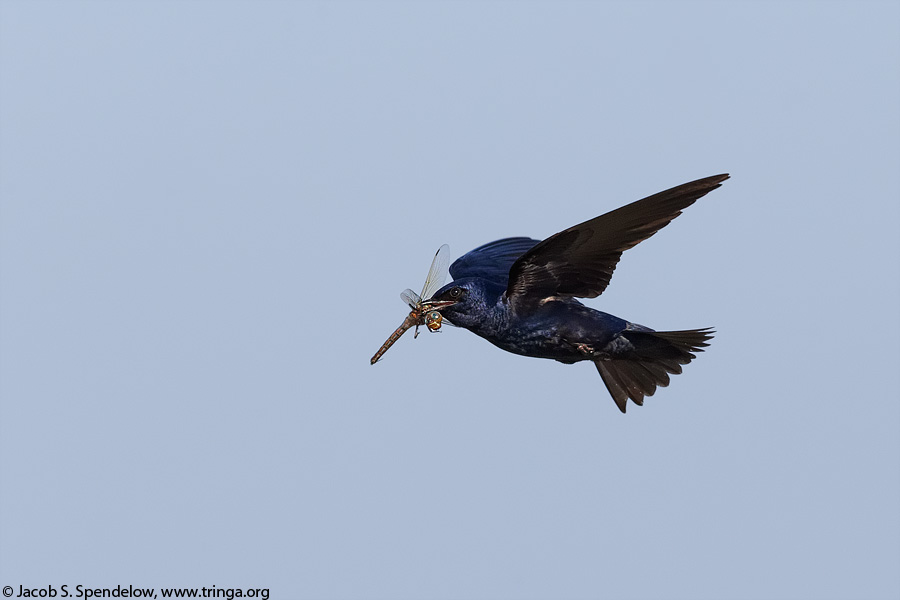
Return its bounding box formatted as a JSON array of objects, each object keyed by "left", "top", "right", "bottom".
[
  {"left": 450, "top": 237, "right": 541, "bottom": 285},
  {"left": 506, "top": 174, "right": 729, "bottom": 308}
]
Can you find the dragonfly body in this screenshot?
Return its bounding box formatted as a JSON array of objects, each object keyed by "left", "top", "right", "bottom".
[
  {"left": 370, "top": 312, "right": 423, "bottom": 366},
  {"left": 369, "top": 245, "right": 454, "bottom": 365}
]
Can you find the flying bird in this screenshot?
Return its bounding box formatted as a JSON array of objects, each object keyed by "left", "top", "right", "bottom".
[{"left": 373, "top": 174, "right": 728, "bottom": 412}]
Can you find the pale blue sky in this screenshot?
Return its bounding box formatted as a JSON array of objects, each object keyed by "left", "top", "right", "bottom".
[{"left": 1, "top": 2, "right": 898, "bottom": 599}]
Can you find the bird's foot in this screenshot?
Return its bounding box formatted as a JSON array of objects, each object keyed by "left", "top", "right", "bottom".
[{"left": 575, "top": 343, "right": 596, "bottom": 357}]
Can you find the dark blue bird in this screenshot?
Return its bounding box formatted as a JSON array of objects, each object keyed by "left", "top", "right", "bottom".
[{"left": 425, "top": 174, "right": 728, "bottom": 412}]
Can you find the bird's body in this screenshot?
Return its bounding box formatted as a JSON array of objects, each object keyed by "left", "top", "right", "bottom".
[
  {"left": 434, "top": 278, "right": 631, "bottom": 362},
  {"left": 376, "top": 174, "right": 728, "bottom": 412}
]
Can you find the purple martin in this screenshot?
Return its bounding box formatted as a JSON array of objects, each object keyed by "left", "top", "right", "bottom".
[{"left": 421, "top": 174, "right": 728, "bottom": 412}]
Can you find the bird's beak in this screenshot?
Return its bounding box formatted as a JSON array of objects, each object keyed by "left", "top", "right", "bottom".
[{"left": 424, "top": 299, "right": 458, "bottom": 310}]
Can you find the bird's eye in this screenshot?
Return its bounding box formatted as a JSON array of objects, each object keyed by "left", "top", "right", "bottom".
[{"left": 450, "top": 287, "right": 462, "bottom": 298}]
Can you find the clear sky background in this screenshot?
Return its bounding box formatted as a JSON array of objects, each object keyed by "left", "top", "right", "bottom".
[{"left": 1, "top": 2, "right": 898, "bottom": 599}]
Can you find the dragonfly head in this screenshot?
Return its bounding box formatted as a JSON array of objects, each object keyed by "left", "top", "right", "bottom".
[{"left": 424, "top": 310, "right": 443, "bottom": 331}]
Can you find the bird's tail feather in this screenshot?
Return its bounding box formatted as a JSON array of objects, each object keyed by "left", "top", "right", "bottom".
[{"left": 595, "top": 328, "right": 713, "bottom": 413}]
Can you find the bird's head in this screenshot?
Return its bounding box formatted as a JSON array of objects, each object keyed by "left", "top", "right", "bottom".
[{"left": 426, "top": 278, "right": 500, "bottom": 329}]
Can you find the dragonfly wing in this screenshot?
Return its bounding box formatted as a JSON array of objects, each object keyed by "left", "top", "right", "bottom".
[
  {"left": 400, "top": 289, "right": 421, "bottom": 309},
  {"left": 420, "top": 244, "right": 451, "bottom": 300}
]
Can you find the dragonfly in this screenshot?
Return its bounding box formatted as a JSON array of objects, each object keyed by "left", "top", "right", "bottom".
[{"left": 370, "top": 244, "right": 457, "bottom": 365}]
